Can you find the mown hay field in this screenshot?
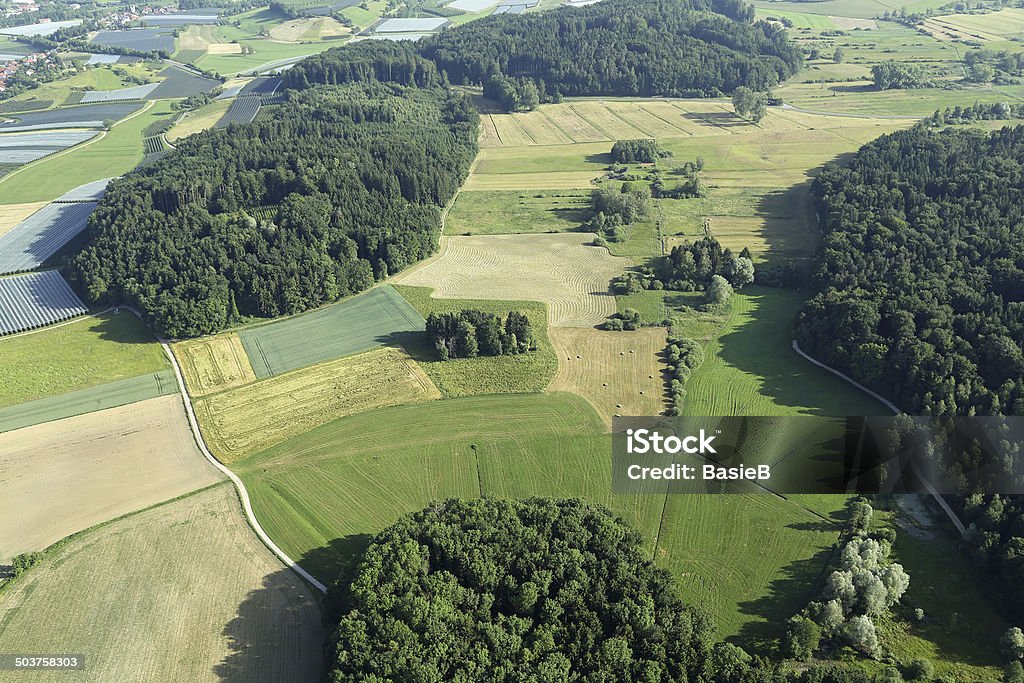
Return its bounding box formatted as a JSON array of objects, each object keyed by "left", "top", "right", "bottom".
[
  {"left": 195, "top": 346, "right": 441, "bottom": 463},
  {"left": 0, "top": 202, "right": 46, "bottom": 238},
  {"left": 547, "top": 327, "right": 667, "bottom": 427},
  {"left": 394, "top": 285, "right": 559, "bottom": 396},
  {"left": 922, "top": 8, "right": 1024, "bottom": 42},
  {"left": 0, "top": 394, "right": 222, "bottom": 559},
  {"left": 392, "top": 233, "right": 628, "bottom": 327},
  {"left": 175, "top": 332, "right": 257, "bottom": 398},
  {"left": 166, "top": 99, "right": 231, "bottom": 142},
  {"left": 0, "top": 484, "right": 324, "bottom": 683},
  {"left": 238, "top": 284, "right": 425, "bottom": 378},
  {"left": 445, "top": 190, "right": 590, "bottom": 235},
  {"left": 0, "top": 311, "right": 168, "bottom": 409}
]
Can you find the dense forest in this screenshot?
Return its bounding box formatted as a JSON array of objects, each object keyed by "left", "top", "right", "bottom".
[
  {"left": 798, "top": 125, "right": 1024, "bottom": 417},
  {"left": 420, "top": 0, "right": 803, "bottom": 98},
  {"left": 71, "top": 78, "right": 478, "bottom": 336}
]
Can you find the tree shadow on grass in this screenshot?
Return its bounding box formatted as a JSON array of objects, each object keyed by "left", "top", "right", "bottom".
[
  {"left": 731, "top": 543, "right": 840, "bottom": 656},
  {"left": 214, "top": 535, "right": 372, "bottom": 681}
]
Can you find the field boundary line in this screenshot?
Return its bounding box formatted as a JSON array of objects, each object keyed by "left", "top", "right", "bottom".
[
  {"left": 568, "top": 103, "right": 614, "bottom": 140},
  {"left": 159, "top": 333, "right": 329, "bottom": 594},
  {"left": 536, "top": 107, "right": 578, "bottom": 143},
  {"left": 791, "top": 339, "right": 967, "bottom": 537},
  {"left": 638, "top": 104, "right": 693, "bottom": 136}
]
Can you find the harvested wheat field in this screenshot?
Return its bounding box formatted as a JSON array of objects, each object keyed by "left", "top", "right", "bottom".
[
  {"left": 0, "top": 394, "right": 222, "bottom": 559},
  {"left": 206, "top": 42, "right": 243, "bottom": 54},
  {"left": 393, "top": 233, "right": 629, "bottom": 327},
  {"left": 0, "top": 484, "right": 324, "bottom": 683},
  {"left": 548, "top": 327, "right": 667, "bottom": 427},
  {"left": 0, "top": 202, "right": 45, "bottom": 238},
  {"left": 195, "top": 346, "right": 441, "bottom": 463},
  {"left": 175, "top": 333, "right": 257, "bottom": 398}
]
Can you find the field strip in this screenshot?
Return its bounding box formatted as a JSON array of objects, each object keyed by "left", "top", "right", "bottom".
[
  {"left": 638, "top": 104, "right": 694, "bottom": 136},
  {"left": 536, "top": 108, "right": 577, "bottom": 142},
  {"left": 157, "top": 328, "right": 329, "bottom": 594},
  {"left": 0, "top": 100, "right": 153, "bottom": 194},
  {"left": 568, "top": 103, "right": 616, "bottom": 139},
  {"left": 0, "top": 368, "right": 177, "bottom": 433}
]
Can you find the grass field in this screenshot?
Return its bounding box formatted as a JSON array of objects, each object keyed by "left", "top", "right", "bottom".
[
  {"left": 0, "top": 64, "right": 162, "bottom": 110},
  {"left": 392, "top": 233, "right": 629, "bottom": 327},
  {"left": 238, "top": 284, "right": 425, "bottom": 378},
  {"left": 445, "top": 190, "right": 590, "bottom": 235},
  {"left": 194, "top": 346, "right": 441, "bottom": 463},
  {"left": 616, "top": 290, "right": 669, "bottom": 324},
  {"left": 677, "top": 287, "right": 888, "bottom": 416},
  {"left": 175, "top": 332, "right": 257, "bottom": 398},
  {"left": 547, "top": 326, "right": 667, "bottom": 427},
  {"left": 166, "top": 99, "right": 230, "bottom": 141},
  {"left": 233, "top": 392, "right": 667, "bottom": 580},
  {"left": 0, "top": 311, "right": 168, "bottom": 409},
  {"left": 0, "top": 394, "right": 222, "bottom": 559},
  {"left": 0, "top": 369, "right": 177, "bottom": 433},
  {"left": 0, "top": 484, "right": 324, "bottom": 682},
  {"left": 0, "top": 100, "right": 177, "bottom": 204},
  {"left": 268, "top": 16, "right": 350, "bottom": 41},
  {"left": 922, "top": 8, "right": 1024, "bottom": 43},
  {"left": 394, "top": 285, "right": 559, "bottom": 396}
]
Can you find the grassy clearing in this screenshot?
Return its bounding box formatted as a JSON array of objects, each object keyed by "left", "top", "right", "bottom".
[
  {"left": 547, "top": 326, "right": 667, "bottom": 427},
  {"left": 0, "top": 99, "right": 177, "bottom": 204},
  {"left": 165, "top": 98, "right": 230, "bottom": 141},
  {"left": 0, "top": 369, "right": 177, "bottom": 433},
  {"left": 924, "top": 8, "right": 1024, "bottom": 42},
  {"left": 677, "top": 287, "right": 888, "bottom": 416},
  {"left": 616, "top": 290, "right": 668, "bottom": 324},
  {"left": 195, "top": 346, "right": 441, "bottom": 463},
  {"left": 750, "top": 0, "right": 890, "bottom": 19},
  {"left": 233, "top": 392, "right": 666, "bottom": 581},
  {"left": 238, "top": 284, "right": 425, "bottom": 378},
  {"left": 392, "top": 233, "right": 629, "bottom": 327},
  {"left": 0, "top": 394, "right": 222, "bottom": 559},
  {"left": 757, "top": 7, "right": 837, "bottom": 29},
  {"left": 0, "top": 484, "right": 324, "bottom": 683},
  {"left": 394, "top": 285, "right": 559, "bottom": 396},
  {"left": 656, "top": 493, "right": 843, "bottom": 644},
  {"left": 445, "top": 190, "right": 590, "bottom": 235},
  {"left": 0, "top": 311, "right": 168, "bottom": 409},
  {"left": 174, "top": 333, "right": 257, "bottom": 398}
]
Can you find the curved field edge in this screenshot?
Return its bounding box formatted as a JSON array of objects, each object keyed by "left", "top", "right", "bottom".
[{"left": 0, "top": 483, "right": 324, "bottom": 683}]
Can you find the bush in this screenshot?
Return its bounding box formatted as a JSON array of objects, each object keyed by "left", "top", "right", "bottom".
[{"left": 905, "top": 658, "right": 934, "bottom": 681}]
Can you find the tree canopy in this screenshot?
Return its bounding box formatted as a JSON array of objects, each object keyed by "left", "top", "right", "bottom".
[{"left": 329, "top": 497, "right": 714, "bottom": 682}]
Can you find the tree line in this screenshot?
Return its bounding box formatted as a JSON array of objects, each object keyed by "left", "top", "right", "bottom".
[{"left": 70, "top": 77, "right": 478, "bottom": 337}]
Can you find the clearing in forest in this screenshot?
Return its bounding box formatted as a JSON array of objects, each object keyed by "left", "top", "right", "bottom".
[
  {"left": 392, "top": 233, "right": 628, "bottom": 327},
  {"left": 0, "top": 484, "right": 324, "bottom": 683},
  {"left": 547, "top": 326, "right": 667, "bottom": 427},
  {"left": 0, "top": 394, "right": 222, "bottom": 558},
  {"left": 194, "top": 346, "right": 440, "bottom": 463}
]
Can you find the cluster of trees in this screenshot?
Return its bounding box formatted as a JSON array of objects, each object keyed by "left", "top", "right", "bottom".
[
  {"left": 419, "top": 0, "right": 803, "bottom": 99},
  {"left": 732, "top": 86, "right": 769, "bottom": 122},
  {"left": 788, "top": 500, "right": 910, "bottom": 662},
  {"left": 964, "top": 48, "right": 1024, "bottom": 84},
  {"left": 610, "top": 139, "right": 665, "bottom": 164},
  {"left": 483, "top": 73, "right": 541, "bottom": 112},
  {"left": 70, "top": 79, "right": 478, "bottom": 336},
  {"left": 588, "top": 184, "right": 652, "bottom": 243},
  {"left": 665, "top": 335, "right": 704, "bottom": 415},
  {"left": 282, "top": 40, "right": 442, "bottom": 90},
  {"left": 425, "top": 309, "right": 535, "bottom": 360},
  {"left": 963, "top": 494, "right": 1024, "bottom": 624},
  {"left": 663, "top": 237, "right": 755, "bottom": 292},
  {"left": 928, "top": 101, "right": 1020, "bottom": 125},
  {"left": 598, "top": 308, "right": 643, "bottom": 331},
  {"left": 870, "top": 61, "right": 929, "bottom": 90},
  {"left": 656, "top": 157, "right": 708, "bottom": 200},
  {"left": 328, "top": 497, "right": 715, "bottom": 682},
  {"left": 797, "top": 125, "right": 1024, "bottom": 416}
]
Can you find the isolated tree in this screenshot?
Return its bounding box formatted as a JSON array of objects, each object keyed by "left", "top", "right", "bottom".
[
  {"left": 732, "top": 86, "right": 755, "bottom": 117},
  {"left": 1003, "top": 627, "right": 1024, "bottom": 661},
  {"left": 328, "top": 498, "right": 714, "bottom": 682},
  {"left": 750, "top": 94, "right": 768, "bottom": 122},
  {"left": 705, "top": 275, "right": 734, "bottom": 306},
  {"left": 833, "top": 47, "right": 845, "bottom": 63}
]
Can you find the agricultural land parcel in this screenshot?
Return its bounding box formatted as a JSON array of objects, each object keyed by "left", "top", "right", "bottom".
[
  {"left": 0, "top": 484, "right": 324, "bottom": 683},
  {"left": 0, "top": 395, "right": 222, "bottom": 558}
]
